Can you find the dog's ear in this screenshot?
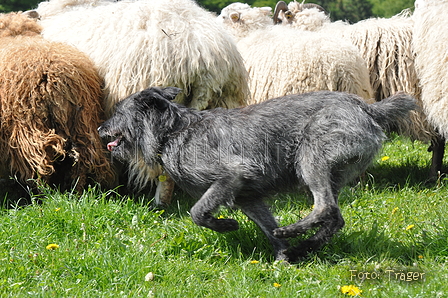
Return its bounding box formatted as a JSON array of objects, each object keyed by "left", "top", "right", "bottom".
[
  {"left": 161, "top": 87, "right": 182, "bottom": 101},
  {"left": 138, "top": 87, "right": 181, "bottom": 111},
  {"left": 153, "top": 87, "right": 181, "bottom": 110}
]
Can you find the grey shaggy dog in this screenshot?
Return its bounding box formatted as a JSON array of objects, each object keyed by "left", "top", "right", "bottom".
[{"left": 98, "top": 87, "right": 416, "bottom": 261}]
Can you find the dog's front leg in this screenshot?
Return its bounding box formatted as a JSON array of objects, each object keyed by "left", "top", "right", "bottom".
[
  {"left": 238, "top": 199, "right": 289, "bottom": 261},
  {"left": 190, "top": 179, "right": 239, "bottom": 233}
]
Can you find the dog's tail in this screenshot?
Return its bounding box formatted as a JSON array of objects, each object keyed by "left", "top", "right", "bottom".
[{"left": 365, "top": 92, "right": 417, "bottom": 132}]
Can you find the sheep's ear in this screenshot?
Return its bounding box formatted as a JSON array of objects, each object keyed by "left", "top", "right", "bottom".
[
  {"left": 229, "top": 12, "right": 240, "bottom": 23},
  {"left": 23, "top": 10, "right": 40, "bottom": 19}
]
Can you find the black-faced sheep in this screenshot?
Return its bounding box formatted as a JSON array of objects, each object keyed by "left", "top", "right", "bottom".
[
  {"left": 0, "top": 12, "right": 114, "bottom": 191},
  {"left": 218, "top": 3, "right": 374, "bottom": 105}
]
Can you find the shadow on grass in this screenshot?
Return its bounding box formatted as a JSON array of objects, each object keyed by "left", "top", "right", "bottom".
[
  {"left": 366, "top": 163, "right": 444, "bottom": 190},
  {"left": 0, "top": 178, "right": 34, "bottom": 209}
]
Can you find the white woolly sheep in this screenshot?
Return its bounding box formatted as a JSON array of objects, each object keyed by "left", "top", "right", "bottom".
[
  {"left": 273, "top": 1, "right": 439, "bottom": 175},
  {"left": 218, "top": 3, "right": 373, "bottom": 104},
  {"left": 274, "top": 2, "right": 419, "bottom": 101},
  {"left": 36, "top": 0, "right": 249, "bottom": 116},
  {"left": 35, "top": 0, "right": 250, "bottom": 204},
  {"left": 413, "top": 0, "right": 448, "bottom": 176}
]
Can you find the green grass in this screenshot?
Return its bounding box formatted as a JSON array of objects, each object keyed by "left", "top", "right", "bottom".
[{"left": 1, "top": 135, "right": 448, "bottom": 297}]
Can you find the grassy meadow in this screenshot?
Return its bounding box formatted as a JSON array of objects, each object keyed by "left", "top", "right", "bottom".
[{"left": 1, "top": 134, "right": 448, "bottom": 297}]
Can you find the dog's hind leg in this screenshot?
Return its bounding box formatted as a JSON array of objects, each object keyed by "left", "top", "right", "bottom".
[
  {"left": 273, "top": 177, "right": 344, "bottom": 260},
  {"left": 237, "top": 199, "right": 289, "bottom": 261},
  {"left": 285, "top": 210, "right": 344, "bottom": 261},
  {"left": 287, "top": 187, "right": 345, "bottom": 261},
  {"left": 274, "top": 169, "right": 343, "bottom": 236},
  {"left": 190, "top": 177, "right": 240, "bottom": 233},
  {"left": 273, "top": 166, "right": 345, "bottom": 260}
]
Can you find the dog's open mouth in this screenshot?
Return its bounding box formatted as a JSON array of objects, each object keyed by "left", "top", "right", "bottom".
[{"left": 107, "top": 136, "right": 122, "bottom": 152}]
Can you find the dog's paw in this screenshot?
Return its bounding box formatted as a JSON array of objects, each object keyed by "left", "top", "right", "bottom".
[
  {"left": 214, "top": 218, "right": 239, "bottom": 233},
  {"left": 273, "top": 226, "right": 301, "bottom": 238},
  {"left": 285, "top": 239, "right": 322, "bottom": 262},
  {"left": 274, "top": 249, "right": 290, "bottom": 263}
]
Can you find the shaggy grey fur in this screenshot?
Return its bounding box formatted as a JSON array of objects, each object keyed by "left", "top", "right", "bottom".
[{"left": 98, "top": 87, "right": 416, "bottom": 261}]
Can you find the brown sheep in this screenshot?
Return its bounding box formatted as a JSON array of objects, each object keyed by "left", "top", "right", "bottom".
[{"left": 0, "top": 12, "right": 114, "bottom": 191}]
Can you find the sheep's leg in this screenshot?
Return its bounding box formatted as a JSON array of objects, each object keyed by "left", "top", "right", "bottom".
[
  {"left": 160, "top": 175, "right": 175, "bottom": 205},
  {"left": 429, "top": 135, "right": 445, "bottom": 179},
  {"left": 237, "top": 199, "right": 289, "bottom": 261},
  {"left": 154, "top": 175, "right": 175, "bottom": 206},
  {"left": 190, "top": 178, "right": 239, "bottom": 233}
]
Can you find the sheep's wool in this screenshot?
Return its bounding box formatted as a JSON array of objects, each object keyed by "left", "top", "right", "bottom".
[
  {"left": 278, "top": 4, "right": 434, "bottom": 142},
  {"left": 413, "top": 0, "right": 448, "bottom": 139},
  {"left": 0, "top": 12, "right": 114, "bottom": 189},
  {"left": 218, "top": 4, "right": 373, "bottom": 105},
  {"left": 37, "top": 0, "right": 249, "bottom": 116}
]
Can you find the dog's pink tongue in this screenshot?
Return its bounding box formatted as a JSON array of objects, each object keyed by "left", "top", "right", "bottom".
[{"left": 107, "top": 139, "right": 119, "bottom": 152}]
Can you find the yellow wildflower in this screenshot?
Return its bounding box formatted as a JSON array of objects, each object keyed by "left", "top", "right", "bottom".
[
  {"left": 418, "top": 255, "right": 424, "bottom": 259},
  {"left": 217, "top": 215, "right": 225, "bottom": 219},
  {"left": 381, "top": 156, "right": 390, "bottom": 161},
  {"left": 340, "top": 285, "right": 362, "bottom": 296},
  {"left": 55, "top": 208, "right": 61, "bottom": 212},
  {"left": 250, "top": 260, "right": 259, "bottom": 264},
  {"left": 46, "top": 243, "right": 59, "bottom": 250},
  {"left": 273, "top": 282, "right": 281, "bottom": 288},
  {"left": 392, "top": 207, "right": 399, "bottom": 214},
  {"left": 406, "top": 224, "right": 415, "bottom": 231}
]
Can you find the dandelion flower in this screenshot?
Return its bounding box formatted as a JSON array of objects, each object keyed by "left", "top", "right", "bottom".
[
  {"left": 381, "top": 156, "right": 390, "bottom": 161},
  {"left": 46, "top": 244, "right": 59, "bottom": 250},
  {"left": 250, "top": 260, "right": 259, "bottom": 264},
  {"left": 340, "top": 285, "right": 362, "bottom": 296},
  {"left": 406, "top": 224, "right": 415, "bottom": 230},
  {"left": 418, "top": 255, "right": 424, "bottom": 259},
  {"left": 273, "top": 282, "right": 281, "bottom": 288},
  {"left": 392, "top": 207, "right": 399, "bottom": 214}
]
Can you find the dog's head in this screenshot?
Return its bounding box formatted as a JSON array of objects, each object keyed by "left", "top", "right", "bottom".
[{"left": 98, "top": 86, "right": 181, "bottom": 164}]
